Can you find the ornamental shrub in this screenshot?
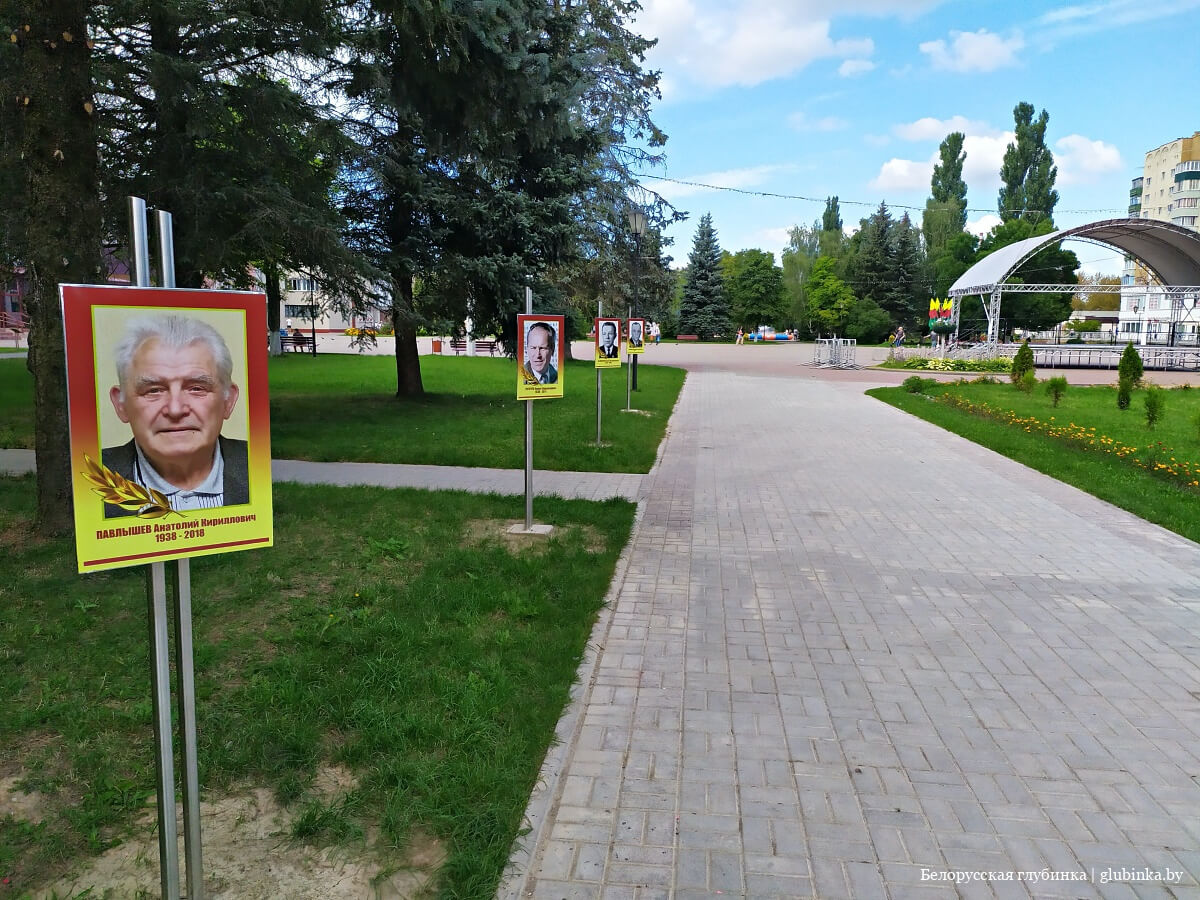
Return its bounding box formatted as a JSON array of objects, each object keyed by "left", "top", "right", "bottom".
[
  {"left": 1118, "top": 342, "right": 1144, "bottom": 388},
  {"left": 1010, "top": 339, "right": 1035, "bottom": 384},
  {"left": 902, "top": 375, "right": 937, "bottom": 393},
  {"left": 1016, "top": 370, "right": 1037, "bottom": 393},
  {"left": 1044, "top": 376, "right": 1068, "bottom": 407},
  {"left": 1144, "top": 385, "right": 1165, "bottom": 429},
  {"left": 1117, "top": 378, "right": 1132, "bottom": 410}
]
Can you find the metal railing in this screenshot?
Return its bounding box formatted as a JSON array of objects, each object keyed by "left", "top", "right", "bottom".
[{"left": 811, "top": 337, "right": 858, "bottom": 368}]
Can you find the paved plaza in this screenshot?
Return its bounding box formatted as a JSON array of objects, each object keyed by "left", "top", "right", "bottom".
[
  {"left": 5, "top": 345, "right": 1200, "bottom": 898},
  {"left": 501, "top": 359, "right": 1200, "bottom": 899}
]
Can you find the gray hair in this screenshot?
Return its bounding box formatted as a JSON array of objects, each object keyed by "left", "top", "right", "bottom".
[{"left": 114, "top": 314, "right": 234, "bottom": 397}]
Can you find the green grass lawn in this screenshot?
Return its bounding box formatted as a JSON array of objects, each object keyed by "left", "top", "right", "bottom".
[
  {"left": 870, "top": 379, "right": 1200, "bottom": 543},
  {"left": 0, "top": 475, "right": 635, "bottom": 898},
  {"left": 0, "top": 353, "right": 684, "bottom": 473},
  {"left": 269, "top": 354, "right": 683, "bottom": 472}
]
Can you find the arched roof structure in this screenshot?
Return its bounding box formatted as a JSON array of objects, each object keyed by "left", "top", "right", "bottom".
[{"left": 949, "top": 218, "right": 1200, "bottom": 297}]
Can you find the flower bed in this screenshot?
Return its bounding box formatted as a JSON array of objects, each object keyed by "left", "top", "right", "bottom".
[
  {"left": 935, "top": 392, "right": 1200, "bottom": 489},
  {"left": 881, "top": 355, "right": 1013, "bottom": 373}
]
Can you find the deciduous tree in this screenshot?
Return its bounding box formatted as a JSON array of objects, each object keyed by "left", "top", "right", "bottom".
[{"left": 998, "top": 102, "right": 1059, "bottom": 225}]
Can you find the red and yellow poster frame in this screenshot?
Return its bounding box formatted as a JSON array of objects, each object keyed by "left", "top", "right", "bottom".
[{"left": 61, "top": 284, "right": 273, "bottom": 573}]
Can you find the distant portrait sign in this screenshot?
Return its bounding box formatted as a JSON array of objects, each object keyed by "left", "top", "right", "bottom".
[
  {"left": 594, "top": 317, "right": 621, "bottom": 368},
  {"left": 627, "top": 318, "right": 645, "bottom": 355},
  {"left": 61, "top": 284, "right": 273, "bottom": 573},
  {"left": 516, "top": 314, "right": 565, "bottom": 400}
]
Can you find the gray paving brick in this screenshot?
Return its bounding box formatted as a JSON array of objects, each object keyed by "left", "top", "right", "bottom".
[{"left": 498, "top": 366, "right": 1200, "bottom": 900}]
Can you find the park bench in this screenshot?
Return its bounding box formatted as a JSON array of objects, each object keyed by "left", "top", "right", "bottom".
[
  {"left": 449, "top": 338, "right": 499, "bottom": 355},
  {"left": 676, "top": 334, "right": 698, "bottom": 341},
  {"left": 281, "top": 333, "right": 316, "bottom": 352}
]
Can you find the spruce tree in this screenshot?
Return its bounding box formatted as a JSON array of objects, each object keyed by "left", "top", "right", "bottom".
[{"left": 678, "top": 214, "right": 729, "bottom": 339}]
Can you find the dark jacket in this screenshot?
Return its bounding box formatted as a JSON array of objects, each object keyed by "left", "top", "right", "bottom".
[{"left": 100, "top": 436, "right": 249, "bottom": 518}]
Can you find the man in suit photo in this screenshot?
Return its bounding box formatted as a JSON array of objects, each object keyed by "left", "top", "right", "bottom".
[
  {"left": 103, "top": 313, "right": 248, "bottom": 518},
  {"left": 598, "top": 320, "right": 619, "bottom": 358},
  {"left": 525, "top": 320, "right": 558, "bottom": 384},
  {"left": 628, "top": 320, "right": 643, "bottom": 348}
]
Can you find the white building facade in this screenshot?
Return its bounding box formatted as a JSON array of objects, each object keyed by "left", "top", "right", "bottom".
[{"left": 1120, "top": 132, "right": 1200, "bottom": 344}]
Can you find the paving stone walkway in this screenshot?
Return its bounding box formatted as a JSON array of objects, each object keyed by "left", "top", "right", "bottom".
[{"left": 500, "top": 369, "right": 1200, "bottom": 900}]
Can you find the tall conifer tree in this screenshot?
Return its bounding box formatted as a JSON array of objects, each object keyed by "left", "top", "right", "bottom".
[
  {"left": 678, "top": 214, "right": 728, "bottom": 338},
  {"left": 998, "top": 102, "right": 1059, "bottom": 225}
]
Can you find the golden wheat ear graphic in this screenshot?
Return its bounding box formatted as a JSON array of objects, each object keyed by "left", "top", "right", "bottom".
[
  {"left": 81, "top": 455, "right": 184, "bottom": 518},
  {"left": 519, "top": 362, "right": 539, "bottom": 384}
]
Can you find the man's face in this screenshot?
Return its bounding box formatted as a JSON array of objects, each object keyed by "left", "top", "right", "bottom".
[
  {"left": 630, "top": 323, "right": 642, "bottom": 341},
  {"left": 527, "top": 327, "right": 552, "bottom": 374},
  {"left": 601, "top": 323, "right": 616, "bottom": 347},
  {"left": 110, "top": 338, "right": 239, "bottom": 470}
]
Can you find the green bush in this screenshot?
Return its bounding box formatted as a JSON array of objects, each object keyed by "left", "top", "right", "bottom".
[
  {"left": 901, "top": 375, "right": 936, "bottom": 394},
  {"left": 1144, "top": 385, "right": 1165, "bottom": 429},
  {"left": 1117, "top": 378, "right": 1132, "bottom": 410},
  {"left": 1044, "top": 376, "right": 1068, "bottom": 407},
  {"left": 1118, "top": 342, "right": 1144, "bottom": 388},
  {"left": 1010, "top": 339, "right": 1035, "bottom": 384},
  {"left": 1016, "top": 370, "right": 1038, "bottom": 393}
]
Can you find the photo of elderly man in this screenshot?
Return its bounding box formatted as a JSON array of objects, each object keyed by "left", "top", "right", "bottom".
[
  {"left": 103, "top": 314, "right": 247, "bottom": 518},
  {"left": 525, "top": 321, "right": 558, "bottom": 384}
]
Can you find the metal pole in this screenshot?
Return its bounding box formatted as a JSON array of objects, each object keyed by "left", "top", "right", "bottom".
[
  {"left": 133, "top": 198, "right": 179, "bottom": 899},
  {"left": 595, "top": 300, "right": 603, "bottom": 446},
  {"left": 172, "top": 560, "right": 204, "bottom": 900},
  {"left": 129, "top": 198, "right": 151, "bottom": 288},
  {"left": 524, "top": 285, "right": 533, "bottom": 531},
  {"left": 157, "top": 209, "right": 204, "bottom": 900},
  {"left": 625, "top": 304, "right": 632, "bottom": 411},
  {"left": 148, "top": 564, "right": 181, "bottom": 900},
  {"left": 155, "top": 210, "right": 175, "bottom": 290},
  {"left": 632, "top": 232, "right": 640, "bottom": 391}
]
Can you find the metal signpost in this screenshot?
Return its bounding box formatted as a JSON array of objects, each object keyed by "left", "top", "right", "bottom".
[
  {"left": 511, "top": 291, "right": 561, "bottom": 537},
  {"left": 61, "top": 197, "right": 273, "bottom": 898},
  {"left": 132, "top": 198, "right": 205, "bottom": 900},
  {"left": 595, "top": 301, "right": 604, "bottom": 446}
]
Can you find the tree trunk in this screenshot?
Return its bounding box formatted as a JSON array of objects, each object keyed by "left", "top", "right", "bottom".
[
  {"left": 263, "top": 261, "right": 282, "bottom": 355},
  {"left": 392, "top": 274, "right": 424, "bottom": 397},
  {"left": 16, "top": 0, "right": 104, "bottom": 536}
]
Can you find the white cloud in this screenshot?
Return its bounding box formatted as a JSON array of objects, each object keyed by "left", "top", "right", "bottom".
[
  {"left": 639, "top": 0, "right": 878, "bottom": 90},
  {"left": 838, "top": 59, "right": 876, "bottom": 77},
  {"left": 868, "top": 128, "right": 1014, "bottom": 194},
  {"left": 1054, "top": 134, "right": 1123, "bottom": 185},
  {"left": 870, "top": 157, "right": 934, "bottom": 192},
  {"left": 788, "top": 111, "right": 849, "bottom": 132},
  {"left": 967, "top": 213, "right": 1002, "bottom": 237},
  {"left": 918, "top": 29, "right": 1024, "bottom": 72},
  {"left": 1035, "top": 0, "right": 1200, "bottom": 40},
  {"left": 893, "top": 115, "right": 996, "bottom": 141}
]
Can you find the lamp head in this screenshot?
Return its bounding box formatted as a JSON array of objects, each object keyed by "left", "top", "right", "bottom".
[{"left": 626, "top": 209, "right": 647, "bottom": 237}]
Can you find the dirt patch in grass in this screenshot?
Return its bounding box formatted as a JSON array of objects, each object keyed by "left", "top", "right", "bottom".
[
  {"left": 33, "top": 765, "right": 445, "bottom": 899},
  {"left": 463, "top": 518, "right": 606, "bottom": 554},
  {"left": 0, "top": 775, "right": 49, "bottom": 824}
]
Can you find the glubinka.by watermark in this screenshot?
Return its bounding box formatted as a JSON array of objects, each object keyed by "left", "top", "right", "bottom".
[{"left": 920, "top": 867, "right": 1186, "bottom": 886}]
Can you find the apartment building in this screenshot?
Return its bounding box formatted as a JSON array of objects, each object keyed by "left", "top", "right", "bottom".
[{"left": 1120, "top": 131, "right": 1200, "bottom": 344}]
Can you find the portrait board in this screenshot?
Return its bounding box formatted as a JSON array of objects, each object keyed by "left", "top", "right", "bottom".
[
  {"left": 61, "top": 284, "right": 273, "bottom": 573},
  {"left": 626, "top": 318, "right": 645, "bottom": 355},
  {"left": 516, "top": 314, "right": 565, "bottom": 400},
  {"left": 594, "top": 317, "right": 621, "bottom": 369}
]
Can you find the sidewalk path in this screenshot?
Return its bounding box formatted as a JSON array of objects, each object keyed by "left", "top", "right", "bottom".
[
  {"left": 501, "top": 368, "right": 1200, "bottom": 898},
  {"left": 0, "top": 450, "right": 642, "bottom": 502}
]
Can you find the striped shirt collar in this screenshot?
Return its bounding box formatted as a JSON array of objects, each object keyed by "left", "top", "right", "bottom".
[{"left": 133, "top": 440, "right": 225, "bottom": 511}]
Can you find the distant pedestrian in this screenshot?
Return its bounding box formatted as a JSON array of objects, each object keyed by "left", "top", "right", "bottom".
[
  {"left": 893, "top": 326, "right": 906, "bottom": 348},
  {"left": 735, "top": 327, "right": 745, "bottom": 345}
]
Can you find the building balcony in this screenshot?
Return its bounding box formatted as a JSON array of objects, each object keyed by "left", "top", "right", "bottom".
[
  {"left": 1129, "top": 185, "right": 1143, "bottom": 198},
  {"left": 1131, "top": 176, "right": 1144, "bottom": 190}
]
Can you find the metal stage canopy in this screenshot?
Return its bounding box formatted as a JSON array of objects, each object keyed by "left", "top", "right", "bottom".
[{"left": 947, "top": 218, "right": 1200, "bottom": 344}]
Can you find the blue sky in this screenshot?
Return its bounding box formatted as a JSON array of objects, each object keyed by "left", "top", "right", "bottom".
[{"left": 632, "top": 0, "right": 1200, "bottom": 276}]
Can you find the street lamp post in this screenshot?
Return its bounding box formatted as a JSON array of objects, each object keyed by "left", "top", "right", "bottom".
[{"left": 627, "top": 208, "right": 646, "bottom": 392}]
